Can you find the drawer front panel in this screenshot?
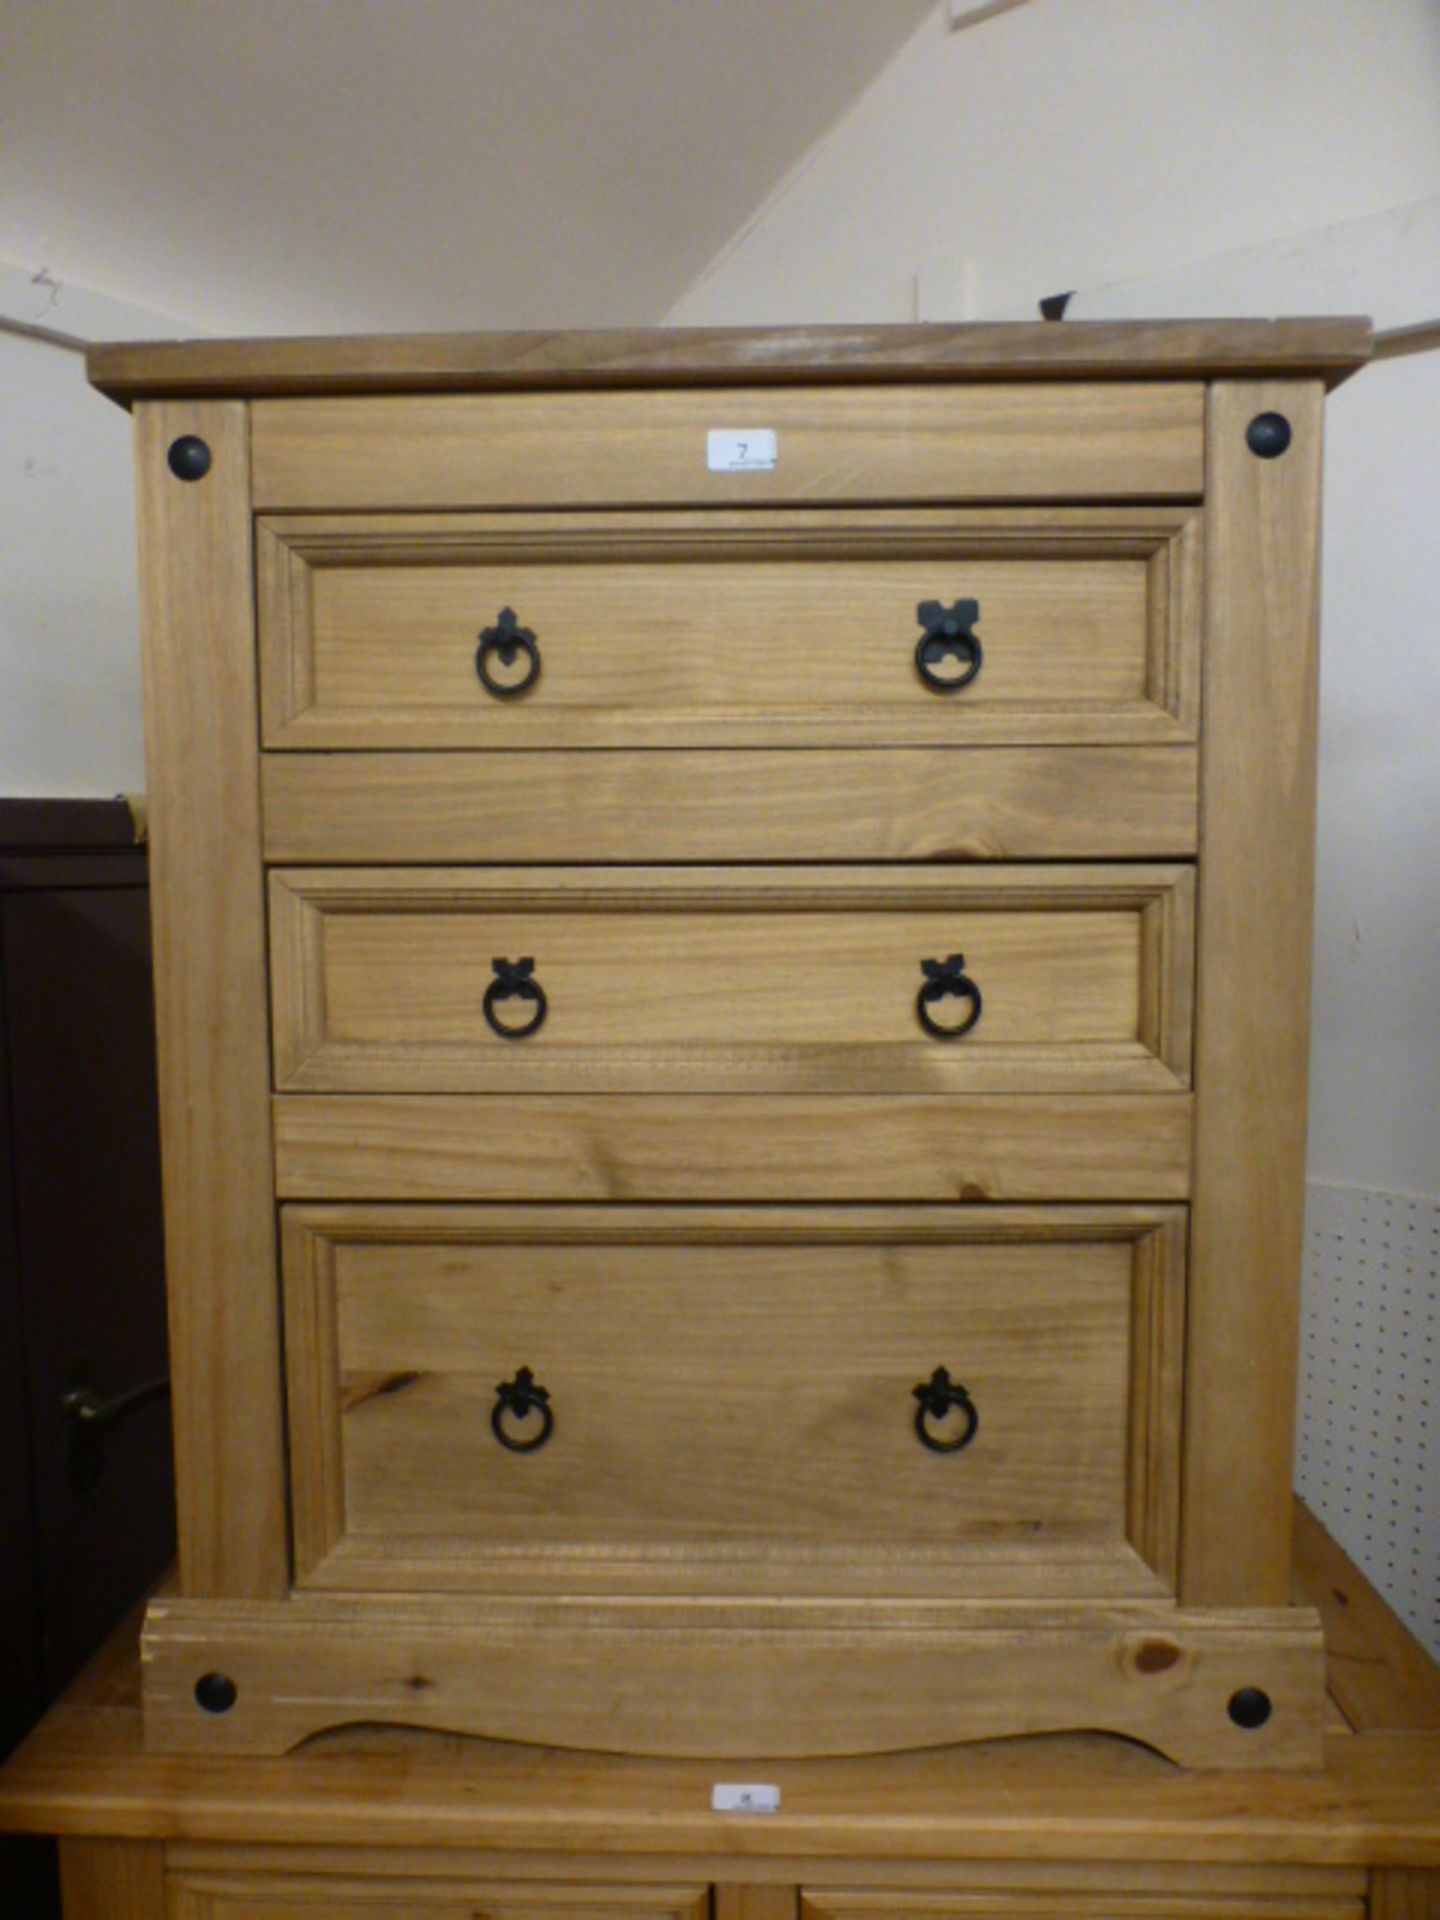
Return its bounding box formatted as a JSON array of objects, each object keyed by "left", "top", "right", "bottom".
[
  {"left": 250, "top": 383, "right": 1204, "bottom": 511},
  {"left": 257, "top": 508, "right": 1200, "bottom": 750},
  {"left": 283, "top": 1206, "right": 1184, "bottom": 1595},
  {"left": 269, "top": 867, "right": 1194, "bottom": 1095},
  {"left": 261, "top": 746, "right": 1200, "bottom": 863}
]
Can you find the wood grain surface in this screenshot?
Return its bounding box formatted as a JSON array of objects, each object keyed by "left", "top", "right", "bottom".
[
  {"left": 139, "top": 1590, "right": 1325, "bottom": 1767},
  {"left": 3, "top": 1509, "right": 1436, "bottom": 1864},
  {"left": 261, "top": 747, "right": 1199, "bottom": 864},
  {"left": 168, "top": 1870, "right": 710, "bottom": 1920},
  {"left": 1290, "top": 1501, "right": 1440, "bottom": 1734},
  {"left": 1371, "top": 1872, "right": 1440, "bottom": 1920},
  {"left": 248, "top": 384, "right": 1203, "bottom": 511},
  {"left": 132, "top": 402, "right": 288, "bottom": 1601},
  {"left": 256, "top": 506, "right": 1201, "bottom": 750},
  {"left": 271, "top": 1093, "right": 1194, "bottom": 1202},
  {"left": 86, "top": 317, "right": 1373, "bottom": 405},
  {"left": 278, "top": 1204, "right": 1182, "bottom": 1592},
  {"left": 1180, "top": 382, "right": 1326, "bottom": 1609},
  {"left": 58, "top": 1838, "right": 165, "bottom": 1918},
  {"left": 268, "top": 865, "right": 1194, "bottom": 1096}
]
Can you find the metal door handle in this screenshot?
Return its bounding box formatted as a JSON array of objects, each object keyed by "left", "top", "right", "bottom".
[{"left": 61, "top": 1362, "right": 171, "bottom": 1495}]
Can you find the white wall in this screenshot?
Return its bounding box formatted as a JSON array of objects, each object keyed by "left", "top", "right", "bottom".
[
  {"left": 0, "top": 267, "right": 199, "bottom": 796},
  {"left": 670, "top": 0, "right": 1440, "bottom": 325},
  {"left": 1310, "top": 348, "right": 1440, "bottom": 1197}
]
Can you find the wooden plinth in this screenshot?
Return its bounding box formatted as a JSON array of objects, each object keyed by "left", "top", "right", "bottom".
[{"left": 1, "top": 1503, "right": 1436, "bottom": 1920}]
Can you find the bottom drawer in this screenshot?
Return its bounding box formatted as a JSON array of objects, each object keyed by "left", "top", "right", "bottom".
[{"left": 283, "top": 1204, "right": 1184, "bottom": 1599}]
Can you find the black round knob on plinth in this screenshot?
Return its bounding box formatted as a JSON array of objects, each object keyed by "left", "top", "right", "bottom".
[
  {"left": 167, "top": 434, "right": 212, "bottom": 481},
  {"left": 1245, "top": 413, "right": 1292, "bottom": 459},
  {"left": 194, "top": 1671, "right": 238, "bottom": 1714},
  {"left": 1227, "top": 1685, "right": 1273, "bottom": 1729}
]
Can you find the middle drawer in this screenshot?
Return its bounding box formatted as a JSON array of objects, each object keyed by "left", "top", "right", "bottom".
[{"left": 269, "top": 866, "right": 1193, "bottom": 1095}]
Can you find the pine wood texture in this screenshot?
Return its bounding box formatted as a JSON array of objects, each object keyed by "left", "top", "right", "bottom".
[
  {"left": 718, "top": 1890, "right": 799, "bottom": 1920},
  {"left": 168, "top": 1871, "right": 710, "bottom": 1920},
  {"left": 802, "top": 1882, "right": 1364, "bottom": 1920},
  {"left": 17, "top": 1732, "right": 1440, "bottom": 1864},
  {"left": 260, "top": 747, "right": 1200, "bottom": 864},
  {"left": 256, "top": 508, "right": 1201, "bottom": 751},
  {"left": 138, "top": 1591, "right": 1325, "bottom": 1767},
  {"left": 1180, "top": 382, "right": 1326, "bottom": 1609},
  {"left": 271, "top": 1093, "right": 1194, "bottom": 1202},
  {"left": 278, "top": 1205, "right": 1184, "bottom": 1596},
  {"left": 85, "top": 326, "right": 1366, "bottom": 1773},
  {"left": 247, "top": 384, "right": 1203, "bottom": 511},
  {"left": 1290, "top": 1500, "right": 1440, "bottom": 1734},
  {"left": 58, "top": 1838, "right": 165, "bottom": 1917},
  {"left": 85, "top": 318, "right": 1373, "bottom": 404},
  {"left": 1371, "top": 1872, "right": 1440, "bottom": 1920},
  {"left": 267, "top": 866, "right": 1194, "bottom": 1095},
  {"left": 131, "top": 403, "right": 287, "bottom": 1601},
  {"left": 4, "top": 1526, "right": 1437, "bottom": 1864}
]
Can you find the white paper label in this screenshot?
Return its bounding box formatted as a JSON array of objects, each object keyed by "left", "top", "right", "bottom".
[
  {"left": 711, "top": 1782, "right": 781, "bottom": 1813},
  {"left": 707, "top": 428, "right": 777, "bottom": 473}
]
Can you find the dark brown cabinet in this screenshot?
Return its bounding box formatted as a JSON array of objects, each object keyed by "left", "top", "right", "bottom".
[{"left": 1, "top": 800, "right": 174, "bottom": 1916}]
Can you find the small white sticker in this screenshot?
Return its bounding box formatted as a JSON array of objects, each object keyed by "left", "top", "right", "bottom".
[
  {"left": 711, "top": 1782, "right": 781, "bottom": 1813},
  {"left": 707, "top": 428, "right": 777, "bottom": 473}
]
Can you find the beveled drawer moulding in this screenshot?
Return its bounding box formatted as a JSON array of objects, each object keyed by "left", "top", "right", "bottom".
[
  {"left": 92, "top": 319, "right": 1371, "bottom": 1770},
  {"left": 280, "top": 1204, "right": 1185, "bottom": 1601},
  {"left": 268, "top": 865, "right": 1194, "bottom": 1095},
  {"left": 256, "top": 506, "right": 1202, "bottom": 750}
]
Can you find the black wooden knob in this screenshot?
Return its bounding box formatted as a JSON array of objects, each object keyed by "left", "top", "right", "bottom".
[
  {"left": 912, "top": 1367, "right": 979, "bottom": 1453},
  {"left": 167, "top": 435, "right": 212, "bottom": 481},
  {"left": 1245, "top": 413, "right": 1292, "bottom": 459},
  {"left": 915, "top": 599, "right": 983, "bottom": 692},
  {"left": 1227, "top": 1686, "right": 1273, "bottom": 1729},
  {"left": 194, "top": 1671, "right": 237, "bottom": 1714},
  {"left": 476, "top": 608, "right": 541, "bottom": 697},
  {"left": 492, "top": 1366, "right": 554, "bottom": 1452}
]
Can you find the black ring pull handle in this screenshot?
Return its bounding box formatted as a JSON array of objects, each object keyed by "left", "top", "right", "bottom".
[
  {"left": 913, "top": 1367, "right": 979, "bottom": 1454},
  {"left": 916, "top": 954, "right": 982, "bottom": 1040},
  {"left": 492, "top": 1366, "right": 554, "bottom": 1453},
  {"left": 914, "top": 598, "right": 982, "bottom": 693},
  {"left": 476, "top": 607, "right": 541, "bottom": 698},
  {"left": 483, "top": 956, "right": 547, "bottom": 1040}
]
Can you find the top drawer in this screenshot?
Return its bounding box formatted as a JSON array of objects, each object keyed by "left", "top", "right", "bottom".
[
  {"left": 249, "top": 383, "right": 1204, "bottom": 510},
  {"left": 258, "top": 507, "right": 1201, "bottom": 750}
]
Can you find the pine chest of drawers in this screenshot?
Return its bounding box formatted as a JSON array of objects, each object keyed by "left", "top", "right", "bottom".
[{"left": 89, "top": 318, "right": 1372, "bottom": 1769}]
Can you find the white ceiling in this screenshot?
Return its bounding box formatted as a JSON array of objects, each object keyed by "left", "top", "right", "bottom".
[{"left": 0, "top": 0, "right": 936, "bottom": 335}]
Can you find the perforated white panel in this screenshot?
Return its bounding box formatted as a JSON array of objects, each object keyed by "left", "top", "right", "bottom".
[{"left": 1296, "top": 1182, "right": 1440, "bottom": 1657}]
